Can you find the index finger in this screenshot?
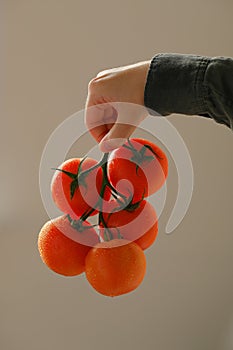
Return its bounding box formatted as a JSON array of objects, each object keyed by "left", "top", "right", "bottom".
[{"left": 85, "top": 100, "right": 118, "bottom": 143}]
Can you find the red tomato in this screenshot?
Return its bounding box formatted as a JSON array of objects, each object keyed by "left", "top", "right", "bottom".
[
  {"left": 107, "top": 138, "right": 168, "bottom": 203},
  {"left": 85, "top": 239, "right": 146, "bottom": 297},
  {"left": 38, "top": 215, "right": 99, "bottom": 276},
  {"left": 99, "top": 199, "right": 158, "bottom": 250},
  {"left": 51, "top": 157, "right": 109, "bottom": 219}
]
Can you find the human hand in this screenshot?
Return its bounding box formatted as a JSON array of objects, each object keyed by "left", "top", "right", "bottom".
[{"left": 85, "top": 61, "right": 151, "bottom": 152}]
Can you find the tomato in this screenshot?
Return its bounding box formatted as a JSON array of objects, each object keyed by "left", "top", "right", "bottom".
[
  {"left": 107, "top": 138, "right": 168, "bottom": 203},
  {"left": 38, "top": 215, "right": 99, "bottom": 276},
  {"left": 100, "top": 199, "right": 158, "bottom": 250},
  {"left": 51, "top": 157, "right": 109, "bottom": 219},
  {"left": 85, "top": 239, "right": 146, "bottom": 297}
]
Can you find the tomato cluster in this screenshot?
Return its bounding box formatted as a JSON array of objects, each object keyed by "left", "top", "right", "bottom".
[{"left": 38, "top": 138, "right": 168, "bottom": 297}]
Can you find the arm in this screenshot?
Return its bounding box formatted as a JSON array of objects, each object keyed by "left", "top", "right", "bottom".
[
  {"left": 85, "top": 53, "right": 233, "bottom": 152},
  {"left": 144, "top": 53, "right": 233, "bottom": 130}
]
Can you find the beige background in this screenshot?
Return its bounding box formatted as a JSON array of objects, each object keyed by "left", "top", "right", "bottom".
[{"left": 1, "top": 1, "right": 233, "bottom": 349}]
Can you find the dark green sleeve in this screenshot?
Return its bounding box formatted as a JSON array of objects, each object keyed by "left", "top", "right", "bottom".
[{"left": 144, "top": 53, "right": 233, "bottom": 130}]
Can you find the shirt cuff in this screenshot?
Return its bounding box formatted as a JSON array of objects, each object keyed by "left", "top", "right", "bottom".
[{"left": 144, "top": 53, "right": 211, "bottom": 117}]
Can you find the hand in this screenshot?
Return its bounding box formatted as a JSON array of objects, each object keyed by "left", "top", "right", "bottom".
[{"left": 85, "top": 61, "right": 151, "bottom": 152}]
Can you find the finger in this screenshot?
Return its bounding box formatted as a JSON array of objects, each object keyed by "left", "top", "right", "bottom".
[
  {"left": 99, "top": 102, "right": 148, "bottom": 152},
  {"left": 85, "top": 101, "right": 117, "bottom": 143},
  {"left": 99, "top": 123, "right": 136, "bottom": 152}
]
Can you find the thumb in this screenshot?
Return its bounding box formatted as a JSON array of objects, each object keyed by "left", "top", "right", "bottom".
[
  {"left": 99, "top": 102, "right": 148, "bottom": 152},
  {"left": 99, "top": 123, "right": 136, "bottom": 152}
]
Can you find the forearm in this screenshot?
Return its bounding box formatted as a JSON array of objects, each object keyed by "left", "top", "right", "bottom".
[{"left": 144, "top": 53, "right": 233, "bottom": 130}]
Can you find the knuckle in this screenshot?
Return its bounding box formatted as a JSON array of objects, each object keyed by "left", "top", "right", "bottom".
[
  {"left": 88, "top": 75, "right": 104, "bottom": 93},
  {"left": 96, "top": 69, "right": 109, "bottom": 77},
  {"left": 88, "top": 69, "right": 112, "bottom": 93},
  {"left": 88, "top": 78, "right": 98, "bottom": 92}
]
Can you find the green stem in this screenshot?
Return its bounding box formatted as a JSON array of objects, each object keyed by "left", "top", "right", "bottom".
[
  {"left": 78, "top": 153, "right": 109, "bottom": 182},
  {"left": 79, "top": 152, "right": 128, "bottom": 204},
  {"left": 123, "top": 139, "right": 139, "bottom": 158},
  {"left": 72, "top": 151, "right": 131, "bottom": 240},
  {"left": 123, "top": 139, "right": 144, "bottom": 163}
]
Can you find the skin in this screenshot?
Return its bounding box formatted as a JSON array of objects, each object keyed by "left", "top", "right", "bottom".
[{"left": 85, "top": 61, "right": 151, "bottom": 152}]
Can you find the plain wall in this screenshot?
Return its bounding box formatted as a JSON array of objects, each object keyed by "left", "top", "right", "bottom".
[{"left": 1, "top": 1, "right": 233, "bottom": 350}]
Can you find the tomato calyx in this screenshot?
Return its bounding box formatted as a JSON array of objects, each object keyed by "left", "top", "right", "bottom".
[
  {"left": 52, "top": 157, "right": 89, "bottom": 199},
  {"left": 99, "top": 211, "right": 123, "bottom": 241},
  {"left": 98, "top": 194, "right": 145, "bottom": 243},
  {"left": 66, "top": 214, "right": 97, "bottom": 233},
  {"left": 123, "top": 138, "right": 163, "bottom": 174},
  {"left": 109, "top": 187, "right": 145, "bottom": 214},
  {"left": 124, "top": 199, "right": 142, "bottom": 212},
  {"left": 143, "top": 144, "right": 163, "bottom": 160},
  {"left": 74, "top": 156, "right": 88, "bottom": 191}
]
